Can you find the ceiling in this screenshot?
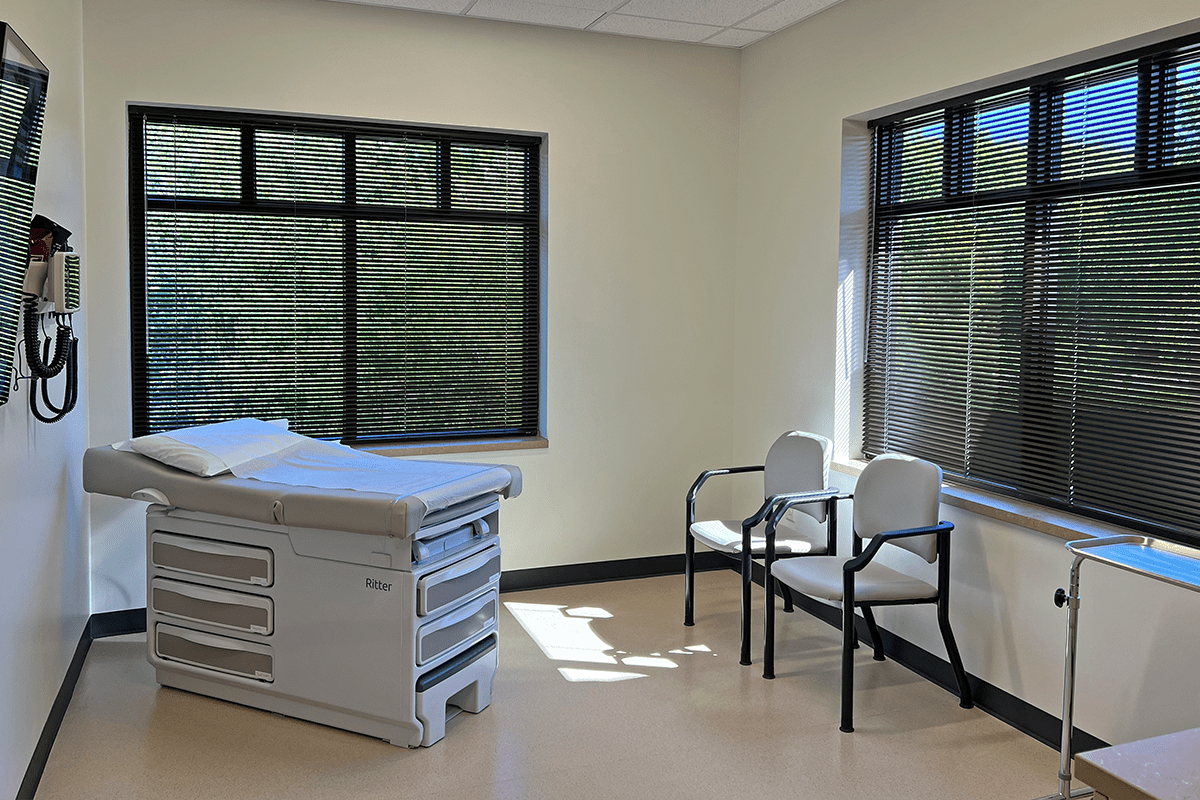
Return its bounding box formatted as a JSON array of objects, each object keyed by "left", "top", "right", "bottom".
[{"left": 325, "top": 0, "right": 846, "bottom": 48}]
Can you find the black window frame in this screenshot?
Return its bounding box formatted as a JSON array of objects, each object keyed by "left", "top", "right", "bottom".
[
  {"left": 865, "top": 32, "right": 1200, "bottom": 544},
  {"left": 128, "top": 105, "right": 544, "bottom": 447}
]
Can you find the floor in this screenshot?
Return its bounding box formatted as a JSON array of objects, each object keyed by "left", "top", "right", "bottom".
[{"left": 36, "top": 572, "right": 1067, "bottom": 799}]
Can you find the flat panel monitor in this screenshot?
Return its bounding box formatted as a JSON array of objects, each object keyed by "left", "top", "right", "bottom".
[{"left": 0, "top": 22, "right": 49, "bottom": 405}]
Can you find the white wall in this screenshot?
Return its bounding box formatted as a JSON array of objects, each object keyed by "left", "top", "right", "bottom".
[
  {"left": 0, "top": 1, "right": 90, "bottom": 796},
  {"left": 81, "top": 0, "right": 742, "bottom": 611},
  {"left": 736, "top": 0, "right": 1200, "bottom": 748}
]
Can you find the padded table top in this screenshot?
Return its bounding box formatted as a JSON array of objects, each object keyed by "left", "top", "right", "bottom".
[{"left": 83, "top": 446, "right": 521, "bottom": 538}]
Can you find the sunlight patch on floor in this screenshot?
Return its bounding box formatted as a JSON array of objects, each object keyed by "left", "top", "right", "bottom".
[
  {"left": 505, "top": 601, "right": 714, "bottom": 682},
  {"left": 558, "top": 668, "right": 646, "bottom": 682}
]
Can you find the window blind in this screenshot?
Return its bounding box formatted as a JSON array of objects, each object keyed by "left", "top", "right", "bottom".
[
  {"left": 129, "top": 107, "right": 542, "bottom": 445},
  {"left": 865, "top": 36, "right": 1200, "bottom": 541}
]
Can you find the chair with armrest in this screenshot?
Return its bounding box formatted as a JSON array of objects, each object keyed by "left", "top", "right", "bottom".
[
  {"left": 763, "top": 452, "right": 973, "bottom": 732},
  {"left": 684, "top": 430, "right": 841, "bottom": 666}
]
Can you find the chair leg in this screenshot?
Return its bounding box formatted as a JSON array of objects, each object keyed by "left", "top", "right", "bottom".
[
  {"left": 764, "top": 565, "right": 776, "bottom": 679},
  {"left": 782, "top": 583, "right": 794, "bottom": 613},
  {"left": 937, "top": 600, "right": 973, "bottom": 709},
  {"left": 862, "top": 606, "right": 885, "bottom": 661},
  {"left": 684, "top": 532, "right": 695, "bottom": 627},
  {"left": 740, "top": 548, "right": 752, "bottom": 666},
  {"left": 841, "top": 578, "right": 856, "bottom": 733}
]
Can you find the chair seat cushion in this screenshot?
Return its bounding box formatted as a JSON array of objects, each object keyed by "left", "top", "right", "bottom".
[
  {"left": 690, "top": 520, "right": 827, "bottom": 556},
  {"left": 770, "top": 557, "right": 936, "bottom": 603}
]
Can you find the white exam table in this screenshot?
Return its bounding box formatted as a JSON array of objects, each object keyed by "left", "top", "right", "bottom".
[{"left": 82, "top": 438, "right": 521, "bottom": 748}]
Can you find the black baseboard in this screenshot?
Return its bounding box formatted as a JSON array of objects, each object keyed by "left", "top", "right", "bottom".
[
  {"left": 16, "top": 623, "right": 92, "bottom": 800},
  {"left": 499, "top": 550, "right": 727, "bottom": 592},
  {"left": 90, "top": 607, "right": 147, "bottom": 638}
]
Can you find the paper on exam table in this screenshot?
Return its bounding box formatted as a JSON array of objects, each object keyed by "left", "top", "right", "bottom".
[{"left": 230, "top": 438, "right": 513, "bottom": 512}]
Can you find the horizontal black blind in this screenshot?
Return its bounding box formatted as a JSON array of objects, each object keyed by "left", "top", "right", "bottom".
[
  {"left": 129, "top": 107, "right": 541, "bottom": 444},
  {"left": 865, "top": 37, "right": 1200, "bottom": 541}
]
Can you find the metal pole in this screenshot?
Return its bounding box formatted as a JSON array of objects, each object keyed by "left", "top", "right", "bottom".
[{"left": 1035, "top": 553, "right": 1092, "bottom": 800}]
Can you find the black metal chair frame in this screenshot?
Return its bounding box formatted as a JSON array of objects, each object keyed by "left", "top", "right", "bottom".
[
  {"left": 762, "top": 499, "right": 973, "bottom": 732},
  {"left": 685, "top": 465, "right": 841, "bottom": 665}
]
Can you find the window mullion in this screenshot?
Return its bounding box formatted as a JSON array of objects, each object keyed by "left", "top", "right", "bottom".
[
  {"left": 438, "top": 140, "right": 452, "bottom": 210},
  {"left": 943, "top": 105, "right": 973, "bottom": 196},
  {"left": 343, "top": 131, "right": 359, "bottom": 443},
  {"left": 240, "top": 125, "right": 257, "bottom": 203}
]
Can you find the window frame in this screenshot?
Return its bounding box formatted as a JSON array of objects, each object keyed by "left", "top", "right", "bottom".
[{"left": 127, "top": 105, "right": 546, "bottom": 449}]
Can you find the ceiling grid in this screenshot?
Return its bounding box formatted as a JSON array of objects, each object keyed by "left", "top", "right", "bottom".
[{"left": 326, "top": 0, "right": 846, "bottom": 47}]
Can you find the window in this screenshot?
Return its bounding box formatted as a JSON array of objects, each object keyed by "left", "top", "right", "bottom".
[
  {"left": 865, "top": 34, "right": 1200, "bottom": 541},
  {"left": 129, "top": 107, "right": 543, "bottom": 446}
]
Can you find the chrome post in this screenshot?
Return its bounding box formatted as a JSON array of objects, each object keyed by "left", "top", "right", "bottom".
[{"left": 1035, "top": 553, "right": 1091, "bottom": 800}]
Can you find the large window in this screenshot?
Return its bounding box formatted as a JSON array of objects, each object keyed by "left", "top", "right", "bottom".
[
  {"left": 865, "top": 34, "right": 1200, "bottom": 541},
  {"left": 129, "top": 107, "right": 542, "bottom": 446}
]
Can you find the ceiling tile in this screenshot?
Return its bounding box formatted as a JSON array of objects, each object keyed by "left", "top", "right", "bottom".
[
  {"left": 614, "top": 0, "right": 777, "bottom": 28},
  {"left": 467, "top": 0, "right": 605, "bottom": 28},
  {"left": 703, "top": 28, "right": 771, "bottom": 47},
  {"left": 526, "top": 0, "right": 626, "bottom": 9},
  {"left": 588, "top": 13, "right": 723, "bottom": 43},
  {"left": 739, "top": 0, "right": 844, "bottom": 32},
  {"left": 329, "top": 0, "right": 472, "bottom": 11}
]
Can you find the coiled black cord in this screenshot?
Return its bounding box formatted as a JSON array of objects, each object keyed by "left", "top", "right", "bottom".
[
  {"left": 29, "top": 331, "right": 78, "bottom": 423},
  {"left": 22, "top": 293, "right": 73, "bottom": 379}
]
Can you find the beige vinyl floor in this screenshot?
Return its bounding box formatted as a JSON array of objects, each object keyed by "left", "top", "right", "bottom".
[{"left": 35, "top": 571, "right": 1070, "bottom": 799}]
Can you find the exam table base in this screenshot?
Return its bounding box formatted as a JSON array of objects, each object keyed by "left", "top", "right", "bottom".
[
  {"left": 144, "top": 505, "right": 503, "bottom": 748},
  {"left": 157, "top": 648, "right": 497, "bottom": 748}
]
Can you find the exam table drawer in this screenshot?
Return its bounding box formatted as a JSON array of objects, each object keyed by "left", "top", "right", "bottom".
[
  {"left": 155, "top": 623, "right": 274, "bottom": 682},
  {"left": 416, "top": 591, "right": 497, "bottom": 666},
  {"left": 151, "top": 578, "right": 274, "bottom": 635},
  {"left": 412, "top": 519, "right": 489, "bottom": 564},
  {"left": 150, "top": 532, "right": 273, "bottom": 587},
  {"left": 417, "top": 545, "right": 500, "bottom": 616}
]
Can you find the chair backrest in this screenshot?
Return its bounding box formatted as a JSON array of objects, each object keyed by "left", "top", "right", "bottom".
[
  {"left": 853, "top": 453, "right": 943, "bottom": 563},
  {"left": 764, "top": 431, "right": 832, "bottom": 523}
]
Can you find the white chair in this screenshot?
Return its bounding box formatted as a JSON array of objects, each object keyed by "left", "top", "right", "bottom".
[
  {"left": 684, "top": 431, "right": 840, "bottom": 666},
  {"left": 763, "top": 452, "right": 972, "bottom": 732}
]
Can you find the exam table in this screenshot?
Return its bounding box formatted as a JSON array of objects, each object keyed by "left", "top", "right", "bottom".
[{"left": 83, "top": 437, "right": 521, "bottom": 748}]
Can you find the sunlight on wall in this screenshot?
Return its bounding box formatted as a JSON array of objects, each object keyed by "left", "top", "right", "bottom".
[
  {"left": 835, "top": 119, "right": 872, "bottom": 460},
  {"left": 504, "top": 602, "right": 716, "bottom": 683}
]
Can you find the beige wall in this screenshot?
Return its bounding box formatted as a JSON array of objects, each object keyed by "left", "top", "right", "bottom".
[
  {"left": 0, "top": 1, "right": 90, "bottom": 796},
  {"left": 736, "top": 0, "right": 1200, "bottom": 748},
  {"left": 81, "top": 0, "right": 742, "bottom": 611}
]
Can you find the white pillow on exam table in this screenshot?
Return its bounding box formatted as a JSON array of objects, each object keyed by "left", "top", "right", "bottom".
[{"left": 117, "top": 418, "right": 295, "bottom": 477}]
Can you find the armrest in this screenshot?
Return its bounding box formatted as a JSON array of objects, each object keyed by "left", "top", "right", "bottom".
[
  {"left": 844, "top": 521, "right": 954, "bottom": 573},
  {"left": 686, "top": 465, "right": 763, "bottom": 505},
  {"left": 764, "top": 488, "right": 847, "bottom": 536}
]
